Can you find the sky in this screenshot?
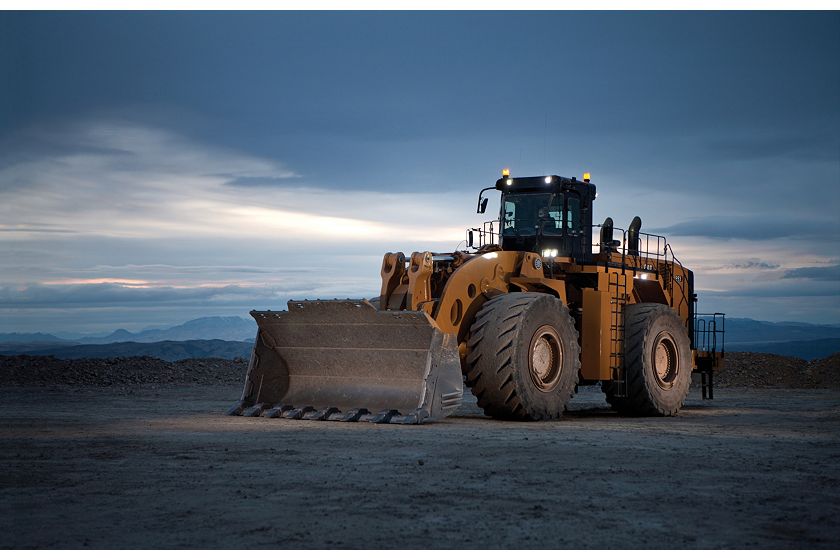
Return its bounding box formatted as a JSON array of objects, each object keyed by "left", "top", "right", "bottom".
[{"left": 1, "top": 11, "right": 839, "bottom": 334}]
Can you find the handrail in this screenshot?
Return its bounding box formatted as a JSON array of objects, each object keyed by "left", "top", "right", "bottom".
[
  {"left": 469, "top": 221, "right": 680, "bottom": 289},
  {"left": 664, "top": 242, "right": 689, "bottom": 314},
  {"left": 465, "top": 220, "right": 500, "bottom": 249},
  {"left": 694, "top": 313, "right": 726, "bottom": 353}
]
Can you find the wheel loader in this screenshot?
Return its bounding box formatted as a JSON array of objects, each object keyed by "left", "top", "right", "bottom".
[{"left": 229, "top": 170, "right": 725, "bottom": 423}]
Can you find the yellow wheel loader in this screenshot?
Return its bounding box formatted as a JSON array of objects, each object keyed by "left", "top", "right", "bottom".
[{"left": 229, "top": 170, "right": 725, "bottom": 423}]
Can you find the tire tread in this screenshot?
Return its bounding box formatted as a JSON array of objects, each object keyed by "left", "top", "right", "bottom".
[
  {"left": 602, "top": 303, "right": 690, "bottom": 416},
  {"left": 465, "top": 292, "right": 580, "bottom": 420}
]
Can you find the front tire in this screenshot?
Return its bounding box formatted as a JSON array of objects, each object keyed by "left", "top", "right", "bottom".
[
  {"left": 604, "top": 303, "right": 692, "bottom": 416},
  {"left": 464, "top": 292, "right": 580, "bottom": 420}
]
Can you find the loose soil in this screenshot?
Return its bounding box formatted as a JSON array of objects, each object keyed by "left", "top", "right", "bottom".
[
  {"left": 0, "top": 353, "right": 840, "bottom": 549},
  {"left": 1, "top": 378, "right": 838, "bottom": 548}
]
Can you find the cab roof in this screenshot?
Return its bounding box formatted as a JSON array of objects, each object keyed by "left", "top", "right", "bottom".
[{"left": 494, "top": 175, "right": 597, "bottom": 196}]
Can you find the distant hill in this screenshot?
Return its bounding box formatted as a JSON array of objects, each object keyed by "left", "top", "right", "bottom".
[
  {"left": 2, "top": 316, "right": 256, "bottom": 345},
  {"left": 0, "top": 339, "right": 253, "bottom": 361},
  {"left": 0, "top": 332, "right": 70, "bottom": 343},
  {"left": 714, "top": 318, "right": 840, "bottom": 358},
  {"left": 0, "top": 341, "right": 78, "bottom": 355},
  {"left": 725, "top": 338, "right": 840, "bottom": 361},
  {"left": 2, "top": 315, "right": 840, "bottom": 361},
  {"left": 724, "top": 318, "right": 840, "bottom": 343},
  {"left": 76, "top": 316, "right": 256, "bottom": 343}
]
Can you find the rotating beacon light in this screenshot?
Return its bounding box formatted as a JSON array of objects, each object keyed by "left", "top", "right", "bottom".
[{"left": 502, "top": 167, "right": 513, "bottom": 186}]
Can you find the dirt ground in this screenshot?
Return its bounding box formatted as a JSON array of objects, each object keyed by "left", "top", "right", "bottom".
[{"left": 1, "top": 384, "right": 839, "bottom": 549}]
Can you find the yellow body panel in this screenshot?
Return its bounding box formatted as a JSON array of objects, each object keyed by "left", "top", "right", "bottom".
[
  {"left": 581, "top": 288, "right": 611, "bottom": 380},
  {"left": 378, "top": 247, "right": 711, "bottom": 380}
]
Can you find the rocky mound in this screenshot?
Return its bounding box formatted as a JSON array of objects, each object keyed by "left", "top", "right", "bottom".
[
  {"left": 802, "top": 353, "right": 840, "bottom": 389},
  {"left": 0, "top": 355, "right": 247, "bottom": 386},
  {"left": 1, "top": 352, "right": 837, "bottom": 389},
  {"left": 716, "top": 352, "right": 839, "bottom": 389},
  {"left": 715, "top": 352, "right": 806, "bottom": 388}
]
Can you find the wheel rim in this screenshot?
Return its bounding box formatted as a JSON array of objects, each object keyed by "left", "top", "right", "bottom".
[
  {"left": 528, "top": 326, "right": 564, "bottom": 392},
  {"left": 652, "top": 331, "right": 679, "bottom": 389}
]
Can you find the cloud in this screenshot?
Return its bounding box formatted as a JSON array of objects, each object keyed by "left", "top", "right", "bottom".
[
  {"left": 3, "top": 117, "right": 839, "bottom": 330},
  {"left": 87, "top": 264, "right": 313, "bottom": 276},
  {"left": 701, "top": 281, "right": 840, "bottom": 299},
  {"left": 0, "top": 119, "right": 481, "bottom": 332},
  {"left": 704, "top": 132, "right": 839, "bottom": 163},
  {"left": 0, "top": 225, "right": 78, "bottom": 234},
  {"left": 653, "top": 216, "right": 840, "bottom": 241},
  {"left": 728, "top": 260, "right": 780, "bottom": 270},
  {"left": 0, "top": 283, "right": 264, "bottom": 308},
  {"left": 705, "top": 259, "right": 781, "bottom": 276},
  {"left": 782, "top": 264, "right": 840, "bottom": 282},
  {"left": 0, "top": 278, "right": 376, "bottom": 309},
  {"left": 224, "top": 175, "right": 300, "bottom": 187},
  {"left": 0, "top": 120, "right": 471, "bottom": 244}
]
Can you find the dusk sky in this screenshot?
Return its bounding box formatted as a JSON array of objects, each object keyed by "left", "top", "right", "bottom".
[{"left": 2, "top": 11, "right": 839, "bottom": 334}]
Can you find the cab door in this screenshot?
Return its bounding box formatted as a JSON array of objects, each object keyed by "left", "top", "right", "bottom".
[{"left": 564, "top": 191, "right": 585, "bottom": 259}]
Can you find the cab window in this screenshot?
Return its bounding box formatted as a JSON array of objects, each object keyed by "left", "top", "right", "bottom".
[
  {"left": 501, "top": 193, "right": 564, "bottom": 236},
  {"left": 566, "top": 196, "right": 581, "bottom": 232},
  {"left": 503, "top": 200, "right": 516, "bottom": 230}
]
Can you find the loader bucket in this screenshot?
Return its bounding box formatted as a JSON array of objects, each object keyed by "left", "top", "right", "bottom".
[{"left": 228, "top": 299, "right": 464, "bottom": 424}]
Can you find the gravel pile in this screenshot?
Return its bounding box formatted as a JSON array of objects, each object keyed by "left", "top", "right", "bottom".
[
  {"left": 0, "top": 355, "right": 247, "bottom": 386},
  {"left": 1, "top": 352, "right": 837, "bottom": 389},
  {"left": 716, "top": 352, "right": 839, "bottom": 389},
  {"left": 802, "top": 353, "right": 840, "bottom": 389}
]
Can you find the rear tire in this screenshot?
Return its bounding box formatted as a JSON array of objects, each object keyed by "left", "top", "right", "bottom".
[
  {"left": 603, "top": 303, "right": 692, "bottom": 416},
  {"left": 465, "top": 292, "right": 580, "bottom": 420}
]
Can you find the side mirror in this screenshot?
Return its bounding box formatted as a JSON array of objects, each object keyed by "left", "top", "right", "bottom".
[
  {"left": 468, "top": 230, "right": 475, "bottom": 248},
  {"left": 479, "top": 198, "right": 489, "bottom": 214}
]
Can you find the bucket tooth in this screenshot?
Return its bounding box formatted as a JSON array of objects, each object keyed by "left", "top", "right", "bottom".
[
  {"left": 242, "top": 403, "right": 271, "bottom": 417},
  {"left": 265, "top": 404, "right": 294, "bottom": 418},
  {"left": 369, "top": 410, "right": 401, "bottom": 424},
  {"left": 385, "top": 410, "right": 430, "bottom": 424},
  {"left": 303, "top": 407, "right": 340, "bottom": 421},
  {"left": 330, "top": 408, "right": 370, "bottom": 422},
  {"left": 227, "top": 401, "right": 247, "bottom": 416},
  {"left": 282, "top": 406, "right": 315, "bottom": 420}
]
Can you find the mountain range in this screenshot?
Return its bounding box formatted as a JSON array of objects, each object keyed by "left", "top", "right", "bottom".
[
  {"left": 7, "top": 339, "right": 253, "bottom": 361},
  {"left": 0, "top": 316, "right": 256, "bottom": 345},
  {"left": 1, "top": 315, "right": 839, "bottom": 361}
]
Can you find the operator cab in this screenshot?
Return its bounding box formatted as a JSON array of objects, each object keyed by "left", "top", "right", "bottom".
[{"left": 478, "top": 172, "right": 596, "bottom": 260}]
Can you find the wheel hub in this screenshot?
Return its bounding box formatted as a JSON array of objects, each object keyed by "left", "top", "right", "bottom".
[
  {"left": 652, "top": 332, "right": 679, "bottom": 389},
  {"left": 528, "top": 326, "right": 564, "bottom": 392}
]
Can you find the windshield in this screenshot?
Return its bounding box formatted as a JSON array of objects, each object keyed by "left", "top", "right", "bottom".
[{"left": 502, "top": 193, "right": 564, "bottom": 237}]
